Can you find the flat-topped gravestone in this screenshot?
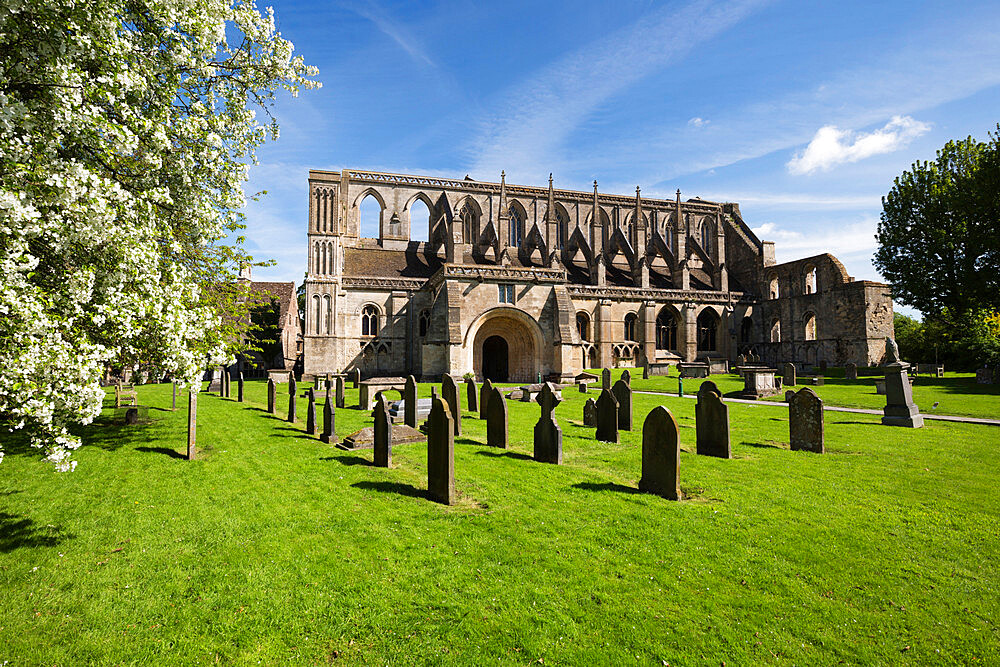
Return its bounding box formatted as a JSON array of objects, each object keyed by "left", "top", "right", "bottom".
[
  {"left": 237, "top": 372, "right": 245, "bottom": 402},
  {"left": 427, "top": 390, "right": 455, "bottom": 505},
  {"left": 337, "top": 424, "right": 423, "bottom": 450},
  {"left": 359, "top": 377, "right": 406, "bottom": 411},
  {"left": 533, "top": 383, "right": 562, "bottom": 464},
  {"left": 678, "top": 363, "right": 710, "bottom": 379},
  {"left": 583, "top": 398, "right": 597, "bottom": 427},
  {"left": 612, "top": 379, "right": 632, "bottom": 431},
  {"left": 320, "top": 395, "right": 336, "bottom": 444},
  {"left": 442, "top": 375, "right": 461, "bottom": 436},
  {"left": 882, "top": 361, "right": 923, "bottom": 428},
  {"left": 390, "top": 398, "right": 431, "bottom": 423},
  {"left": 781, "top": 362, "right": 796, "bottom": 387},
  {"left": 336, "top": 375, "right": 346, "bottom": 409},
  {"left": 601, "top": 368, "right": 611, "bottom": 391},
  {"left": 465, "top": 377, "right": 478, "bottom": 413},
  {"left": 845, "top": 363, "right": 858, "bottom": 380},
  {"left": 479, "top": 378, "right": 493, "bottom": 420},
  {"left": 639, "top": 406, "right": 680, "bottom": 500},
  {"left": 595, "top": 388, "right": 619, "bottom": 443},
  {"left": 287, "top": 376, "right": 297, "bottom": 423},
  {"left": 404, "top": 375, "right": 418, "bottom": 428},
  {"left": 696, "top": 383, "right": 730, "bottom": 458},
  {"left": 306, "top": 390, "right": 318, "bottom": 436},
  {"left": 789, "top": 387, "right": 824, "bottom": 453},
  {"left": 373, "top": 393, "right": 392, "bottom": 467},
  {"left": 486, "top": 386, "right": 508, "bottom": 449},
  {"left": 267, "top": 378, "right": 276, "bottom": 414}
]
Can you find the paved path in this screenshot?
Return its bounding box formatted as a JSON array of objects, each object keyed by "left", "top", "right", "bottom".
[{"left": 633, "top": 390, "right": 1000, "bottom": 426}]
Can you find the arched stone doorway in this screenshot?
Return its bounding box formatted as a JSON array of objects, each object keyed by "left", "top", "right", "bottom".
[
  {"left": 468, "top": 308, "right": 543, "bottom": 383},
  {"left": 482, "top": 335, "right": 509, "bottom": 382}
]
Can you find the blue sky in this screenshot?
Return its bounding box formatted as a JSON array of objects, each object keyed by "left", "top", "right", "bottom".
[{"left": 243, "top": 0, "right": 1000, "bottom": 318}]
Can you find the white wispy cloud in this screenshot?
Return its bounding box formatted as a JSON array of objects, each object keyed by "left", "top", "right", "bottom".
[
  {"left": 350, "top": 0, "right": 436, "bottom": 68},
  {"left": 787, "top": 115, "right": 931, "bottom": 175},
  {"left": 688, "top": 117, "right": 709, "bottom": 128},
  {"left": 698, "top": 192, "right": 882, "bottom": 208},
  {"left": 752, "top": 218, "right": 879, "bottom": 264}
]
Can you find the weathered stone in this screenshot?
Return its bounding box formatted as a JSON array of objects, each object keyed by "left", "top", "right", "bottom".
[
  {"left": 351, "top": 368, "right": 361, "bottom": 388},
  {"left": 124, "top": 407, "right": 139, "bottom": 425},
  {"left": 320, "top": 395, "right": 336, "bottom": 444},
  {"left": 740, "top": 367, "right": 779, "bottom": 398},
  {"left": 306, "top": 390, "right": 318, "bottom": 436},
  {"left": 678, "top": 362, "right": 710, "bottom": 378},
  {"left": 882, "top": 363, "right": 924, "bottom": 428},
  {"left": 325, "top": 373, "right": 333, "bottom": 403},
  {"left": 441, "top": 374, "right": 461, "bottom": 436},
  {"left": 338, "top": 424, "right": 423, "bottom": 450},
  {"left": 781, "top": 362, "right": 796, "bottom": 387},
  {"left": 336, "top": 375, "right": 346, "bottom": 409},
  {"left": 267, "top": 378, "right": 276, "bottom": 414},
  {"left": 601, "top": 368, "right": 611, "bottom": 391},
  {"left": 187, "top": 390, "right": 197, "bottom": 460},
  {"left": 427, "top": 389, "right": 455, "bottom": 505},
  {"left": 638, "top": 406, "right": 680, "bottom": 500},
  {"left": 237, "top": 372, "right": 245, "bottom": 402},
  {"left": 578, "top": 380, "right": 588, "bottom": 393},
  {"left": 533, "top": 382, "right": 562, "bottom": 464},
  {"left": 789, "top": 387, "right": 824, "bottom": 453},
  {"left": 373, "top": 393, "right": 392, "bottom": 467},
  {"left": 583, "top": 398, "right": 597, "bottom": 426},
  {"left": 359, "top": 377, "right": 407, "bottom": 410},
  {"left": 479, "top": 378, "right": 493, "bottom": 420},
  {"left": 465, "top": 377, "right": 478, "bottom": 413},
  {"left": 612, "top": 379, "right": 632, "bottom": 431},
  {"left": 642, "top": 363, "right": 650, "bottom": 380},
  {"left": 595, "top": 388, "right": 619, "bottom": 443},
  {"left": 695, "top": 385, "right": 730, "bottom": 458},
  {"left": 845, "top": 363, "right": 858, "bottom": 380},
  {"left": 621, "top": 369, "right": 631, "bottom": 386},
  {"left": 697, "top": 380, "right": 721, "bottom": 400},
  {"left": 785, "top": 390, "right": 795, "bottom": 403},
  {"left": 219, "top": 366, "right": 225, "bottom": 397},
  {"left": 287, "top": 377, "right": 297, "bottom": 423},
  {"left": 486, "top": 386, "right": 508, "bottom": 449},
  {"left": 403, "top": 375, "right": 418, "bottom": 428}
]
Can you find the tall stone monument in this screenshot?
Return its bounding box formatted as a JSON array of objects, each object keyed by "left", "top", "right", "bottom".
[
  {"left": 427, "top": 389, "right": 455, "bottom": 505},
  {"left": 486, "top": 386, "right": 508, "bottom": 449},
  {"left": 533, "top": 383, "right": 563, "bottom": 464},
  {"left": 638, "top": 406, "right": 680, "bottom": 500},
  {"left": 882, "top": 339, "right": 923, "bottom": 427},
  {"left": 789, "top": 387, "right": 824, "bottom": 453}
]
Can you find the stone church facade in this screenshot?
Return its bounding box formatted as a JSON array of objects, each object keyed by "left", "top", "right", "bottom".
[{"left": 303, "top": 168, "right": 893, "bottom": 382}]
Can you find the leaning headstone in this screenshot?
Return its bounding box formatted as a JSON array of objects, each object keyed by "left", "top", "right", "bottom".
[
  {"left": 789, "top": 387, "right": 824, "bottom": 453},
  {"left": 639, "top": 406, "right": 681, "bottom": 500},
  {"left": 845, "top": 363, "right": 858, "bottom": 380},
  {"left": 267, "top": 378, "right": 276, "bottom": 414},
  {"left": 601, "top": 368, "right": 612, "bottom": 390},
  {"left": 465, "top": 377, "right": 478, "bottom": 413},
  {"left": 373, "top": 393, "right": 392, "bottom": 467},
  {"left": 306, "top": 390, "right": 317, "bottom": 436},
  {"left": 479, "top": 378, "right": 493, "bottom": 420},
  {"left": 695, "top": 384, "right": 730, "bottom": 458},
  {"left": 287, "top": 376, "right": 297, "bottom": 423},
  {"left": 403, "top": 375, "right": 418, "bottom": 428},
  {"left": 486, "top": 386, "right": 508, "bottom": 449},
  {"left": 187, "top": 390, "right": 197, "bottom": 460},
  {"left": 427, "top": 389, "right": 455, "bottom": 505},
  {"left": 583, "top": 398, "right": 597, "bottom": 427},
  {"left": 612, "top": 378, "right": 632, "bottom": 431},
  {"left": 237, "top": 372, "right": 245, "bottom": 402},
  {"left": 320, "top": 395, "right": 336, "bottom": 444},
  {"left": 882, "top": 360, "right": 923, "bottom": 428},
  {"left": 351, "top": 368, "right": 361, "bottom": 388},
  {"left": 533, "top": 383, "right": 563, "bottom": 464},
  {"left": 336, "top": 375, "right": 346, "bottom": 409},
  {"left": 441, "top": 375, "right": 461, "bottom": 436},
  {"left": 781, "top": 362, "right": 796, "bottom": 387},
  {"left": 595, "top": 388, "right": 619, "bottom": 443}
]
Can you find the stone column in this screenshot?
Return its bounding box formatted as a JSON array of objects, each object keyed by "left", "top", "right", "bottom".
[
  {"left": 597, "top": 299, "right": 613, "bottom": 369},
  {"left": 640, "top": 300, "right": 657, "bottom": 367},
  {"left": 682, "top": 302, "right": 698, "bottom": 362}
]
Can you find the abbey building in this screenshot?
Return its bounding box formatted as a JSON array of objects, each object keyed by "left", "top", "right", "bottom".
[{"left": 303, "top": 168, "right": 893, "bottom": 382}]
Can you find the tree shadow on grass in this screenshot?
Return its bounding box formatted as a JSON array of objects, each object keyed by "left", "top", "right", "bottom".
[
  {"left": 352, "top": 480, "right": 427, "bottom": 500},
  {"left": 572, "top": 481, "right": 641, "bottom": 495},
  {"left": 320, "top": 455, "right": 371, "bottom": 466},
  {"left": 475, "top": 449, "right": 534, "bottom": 462},
  {"left": 135, "top": 446, "right": 186, "bottom": 460},
  {"left": 0, "top": 512, "right": 72, "bottom": 553}
]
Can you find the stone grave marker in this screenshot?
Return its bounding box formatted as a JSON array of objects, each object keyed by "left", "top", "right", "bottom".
[
  {"left": 306, "top": 390, "right": 318, "bottom": 436},
  {"left": 578, "top": 380, "right": 588, "bottom": 393},
  {"left": 882, "top": 360, "right": 923, "bottom": 428},
  {"left": 427, "top": 389, "right": 455, "bottom": 505},
  {"left": 486, "top": 386, "right": 508, "bottom": 449},
  {"left": 237, "top": 372, "right": 245, "bottom": 402},
  {"left": 697, "top": 380, "right": 721, "bottom": 400},
  {"left": 642, "top": 363, "right": 650, "bottom": 380},
  {"left": 638, "top": 406, "right": 681, "bottom": 500},
  {"left": 533, "top": 383, "right": 563, "bottom": 464},
  {"left": 336, "top": 375, "right": 346, "bottom": 409},
  {"left": 187, "top": 390, "right": 197, "bottom": 460},
  {"left": 373, "top": 393, "right": 392, "bottom": 467},
  {"left": 351, "top": 368, "right": 361, "bottom": 388},
  {"left": 442, "top": 374, "right": 461, "bottom": 436},
  {"left": 695, "top": 383, "right": 730, "bottom": 458},
  {"left": 404, "top": 375, "right": 418, "bottom": 428},
  {"left": 267, "top": 378, "right": 276, "bottom": 414},
  {"left": 219, "top": 366, "right": 226, "bottom": 397},
  {"left": 601, "top": 368, "right": 611, "bottom": 390},
  {"left": 621, "top": 369, "right": 631, "bottom": 386},
  {"left": 789, "top": 387, "right": 824, "bottom": 453},
  {"left": 781, "top": 362, "right": 796, "bottom": 387},
  {"left": 287, "top": 376, "right": 297, "bottom": 423},
  {"left": 845, "top": 363, "right": 858, "bottom": 380},
  {"left": 325, "top": 373, "right": 333, "bottom": 402},
  {"left": 465, "top": 377, "right": 478, "bottom": 413},
  {"left": 612, "top": 378, "right": 633, "bottom": 431},
  {"left": 595, "top": 388, "right": 619, "bottom": 443},
  {"left": 583, "top": 398, "right": 597, "bottom": 427},
  {"left": 479, "top": 378, "right": 493, "bottom": 420},
  {"left": 320, "top": 395, "right": 336, "bottom": 444}
]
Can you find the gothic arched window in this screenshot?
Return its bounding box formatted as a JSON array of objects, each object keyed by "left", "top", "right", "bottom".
[
  {"left": 509, "top": 204, "right": 524, "bottom": 246},
  {"left": 697, "top": 309, "right": 719, "bottom": 352},
  {"left": 656, "top": 308, "right": 679, "bottom": 351},
  {"left": 460, "top": 204, "right": 478, "bottom": 244},
  {"left": 418, "top": 310, "right": 430, "bottom": 337},
  {"left": 576, "top": 313, "right": 590, "bottom": 341},
  {"left": 624, "top": 313, "right": 638, "bottom": 342},
  {"left": 361, "top": 305, "right": 379, "bottom": 337},
  {"left": 701, "top": 219, "right": 713, "bottom": 251}
]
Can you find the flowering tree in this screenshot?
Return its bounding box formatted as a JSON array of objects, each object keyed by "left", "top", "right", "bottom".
[{"left": 0, "top": 1, "right": 318, "bottom": 469}]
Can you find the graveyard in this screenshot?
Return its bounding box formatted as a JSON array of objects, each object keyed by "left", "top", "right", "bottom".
[{"left": 1, "top": 372, "right": 998, "bottom": 664}]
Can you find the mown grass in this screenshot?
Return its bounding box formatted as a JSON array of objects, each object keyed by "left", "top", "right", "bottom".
[{"left": 1, "top": 378, "right": 998, "bottom": 665}]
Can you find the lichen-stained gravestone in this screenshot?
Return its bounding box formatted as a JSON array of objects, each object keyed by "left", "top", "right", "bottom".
[
  {"left": 612, "top": 379, "right": 632, "bottom": 431},
  {"left": 595, "top": 388, "right": 619, "bottom": 443},
  {"left": 287, "top": 376, "right": 298, "bottom": 423},
  {"left": 403, "top": 375, "right": 418, "bottom": 428},
  {"left": 583, "top": 398, "right": 597, "bottom": 427},
  {"left": 306, "top": 389, "right": 318, "bottom": 436},
  {"left": 638, "top": 406, "right": 681, "bottom": 500},
  {"left": 441, "top": 374, "right": 461, "bottom": 436},
  {"left": 533, "top": 382, "right": 562, "bottom": 464},
  {"left": 781, "top": 362, "right": 796, "bottom": 387},
  {"left": 601, "top": 368, "right": 612, "bottom": 391},
  {"left": 320, "top": 394, "right": 336, "bottom": 444},
  {"left": 789, "top": 387, "right": 824, "bottom": 453},
  {"left": 373, "top": 392, "right": 392, "bottom": 467},
  {"left": 336, "top": 375, "right": 346, "bottom": 409},
  {"left": 486, "top": 386, "right": 508, "bottom": 449},
  {"left": 465, "top": 377, "right": 478, "bottom": 413},
  {"left": 267, "top": 378, "right": 276, "bottom": 415},
  {"left": 695, "top": 382, "right": 730, "bottom": 458},
  {"left": 427, "top": 389, "right": 455, "bottom": 505},
  {"left": 479, "top": 378, "right": 493, "bottom": 420}
]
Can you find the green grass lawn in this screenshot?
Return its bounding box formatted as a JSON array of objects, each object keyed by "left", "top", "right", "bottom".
[{"left": 2, "top": 379, "right": 999, "bottom": 664}]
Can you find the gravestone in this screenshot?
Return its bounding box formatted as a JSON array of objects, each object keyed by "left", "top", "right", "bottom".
[
  {"left": 325, "top": 373, "right": 333, "bottom": 402},
  {"left": 882, "top": 360, "right": 923, "bottom": 428},
  {"left": 612, "top": 379, "right": 632, "bottom": 431},
  {"left": 124, "top": 407, "right": 139, "bottom": 425},
  {"left": 219, "top": 366, "right": 225, "bottom": 397},
  {"left": 533, "top": 383, "right": 563, "bottom": 464},
  {"left": 845, "top": 363, "right": 858, "bottom": 380},
  {"left": 695, "top": 383, "right": 730, "bottom": 458},
  {"left": 638, "top": 406, "right": 681, "bottom": 500},
  {"left": 697, "top": 380, "right": 721, "bottom": 399},
  {"left": 373, "top": 393, "right": 392, "bottom": 467},
  {"left": 306, "top": 390, "right": 318, "bottom": 436},
  {"left": 781, "top": 362, "right": 796, "bottom": 387},
  {"left": 403, "top": 375, "right": 418, "bottom": 428},
  {"left": 320, "top": 395, "right": 336, "bottom": 444},
  {"left": 266, "top": 378, "right": 276, "bottom": 414},
  {"left": 642, "top": 363, "right": 650, "bottom": 380},
  {"left": 486, "top": 386, "right": 508, "bottom": 449},
  {"left": 789, "top": 387, "right": 824, "bottom": 453},
  {"left": 465, "top": 377, "right": 478, "bottom": 413},
  {"left": 578, "top": 380, "right": 588, "bottom": 393},
  {"left": 784, "top": 389, "right": 795, "bottom": 403},
  {"left": 187, "top": 390, "right": 197, "bottom": 460},
  {"left": 287, "top": 376, "right": 297, "bottom": 423},
  {"left": 583, "top": 398, "right": 597, "bottom": 427},
  {"left": 601, "top": 368, "right": 611, "bottom": 391},
  {"left": 479, "top": 378, "right": 493, "bottom": 420},
  {"left": 351, "top": 368, "right": 361, "bottom": 388},
  {"left": 595, "top": 388, "right": 619, "bottom": 443},
  {"left": 621, "top": 369, "right": 631, "bottom": 386},
  {"left": 336, "top": 375, "right": 346, "bottom": 409},
  {"left": 441, "top": 375, "right": 461, "bottom": 436},
  {"left": 237, "top": 372, "right": 245, "bottom": 402},
  {"left": 427, "top": 389, "right": 455, "bottom": 505}
]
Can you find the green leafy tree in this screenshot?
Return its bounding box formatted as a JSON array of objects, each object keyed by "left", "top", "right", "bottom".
[{"left": 892, "top": 313, "right": 925, "bottom": 363}]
